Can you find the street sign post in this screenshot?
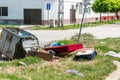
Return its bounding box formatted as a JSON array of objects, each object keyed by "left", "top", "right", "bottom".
[
  {"left": 46, "top": 3, "right": 51, "bottom": 10},
  {"left": 78, "top": 0, "right": 90, "bottom": 43},
  {"left": 46, "top": 3, "right": 51, "bottom": 25}
]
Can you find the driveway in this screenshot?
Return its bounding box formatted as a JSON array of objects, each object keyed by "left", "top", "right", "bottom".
[{"left": 26, "top": 24, "right": 120, "bottom": 43}]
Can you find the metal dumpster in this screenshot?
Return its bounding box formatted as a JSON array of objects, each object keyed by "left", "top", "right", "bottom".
[{"left": 0, "top": 27, "right": 39, "bottom": 59}]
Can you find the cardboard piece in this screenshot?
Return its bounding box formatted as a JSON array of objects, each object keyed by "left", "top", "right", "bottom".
[{"left": 28, "top": 49, "right": 59, "bottom": 61}]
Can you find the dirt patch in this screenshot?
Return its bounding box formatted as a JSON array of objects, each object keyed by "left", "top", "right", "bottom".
[
  {"left": 106, "top": 61, "right": 120, "bottom": 80},
  {"left": 4, "top": 66, "right": 24, "bottom": 74}
]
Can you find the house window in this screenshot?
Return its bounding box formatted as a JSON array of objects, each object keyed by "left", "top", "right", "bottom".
[
  {"left": 85, "top": 3, "right": 91, "bottom": 14},
  {"left": 79, "top": 3, "right": 82, "bottom": 14},
  {"left": 86, "top": 7, "right": 91, "bottom": 13},
  {"left": 0, "top": 7, "right": 8, "bottom": 16}
]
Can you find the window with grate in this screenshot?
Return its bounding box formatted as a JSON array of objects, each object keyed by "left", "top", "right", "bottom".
[{"left": 0, "top": 7, "right": 8, "bottom": 16}]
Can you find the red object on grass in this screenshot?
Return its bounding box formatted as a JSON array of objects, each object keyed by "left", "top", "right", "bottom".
[{"left": 44, "top": 43, "right": 83, "bottom": 54}]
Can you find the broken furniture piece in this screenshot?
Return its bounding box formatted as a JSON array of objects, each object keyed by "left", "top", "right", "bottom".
[
  {"left": 44, "top": 43, "right": 83, "bottom": 56},
  {"left": 74, "top": 48, "right": 97, "bottom": 60},
  {"left": 28, "top": 49, "right": 59, "bottom": 61}
]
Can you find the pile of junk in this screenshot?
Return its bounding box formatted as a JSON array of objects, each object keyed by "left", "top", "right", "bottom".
[{"left": 0, "top": 27, "right": 97, "bottom": 61}]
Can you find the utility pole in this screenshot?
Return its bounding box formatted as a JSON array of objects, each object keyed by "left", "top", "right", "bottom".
[
  {"left": 58, "top": 0, "right": 64, "bottom": 27},
  {"left": 78, "top": 0, "right": 90, "bottom": 43}
]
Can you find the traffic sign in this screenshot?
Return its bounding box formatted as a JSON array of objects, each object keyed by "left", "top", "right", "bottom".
[{"left": 47, "top": 3, "right": 51, "bottom": 10}]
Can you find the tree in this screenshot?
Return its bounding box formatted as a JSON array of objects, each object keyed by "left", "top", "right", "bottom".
[
  {"left": 92, "top": 0, "right": 112, "bottom": 22},
  {"left": 92, "top": 0, "right": 111, "bottom": 13},
  {"left": 92, "top": 0, "right": 120, "bottom": 20},
  {"left": 109, "top": 0, "right": 120, "bottom": 19}
]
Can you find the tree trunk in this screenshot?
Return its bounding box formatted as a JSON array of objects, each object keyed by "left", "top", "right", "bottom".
[
  {"left": 116, "top": 12, "right": 119, "bottom": 20},
  {"left": 107, "top": 13, "right": 109, "bottom": 21},
  {"left": 100, "top": 13, "right": 101, "bottom": 22}
]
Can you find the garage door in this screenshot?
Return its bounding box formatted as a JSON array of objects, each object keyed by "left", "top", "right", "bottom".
[{"left": 24, "top": 9, "right": 42, "bottom": 25}]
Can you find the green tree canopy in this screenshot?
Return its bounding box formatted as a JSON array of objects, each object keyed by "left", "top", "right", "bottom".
[
  {"left": 109, "top": 0, "right": 120, "bottom": 12},
  {"left": 92, "top": 0, "right": 112, "bottom": 13},
  {"left": 92, "top": 0, "right": 120, "bottom": 13}
]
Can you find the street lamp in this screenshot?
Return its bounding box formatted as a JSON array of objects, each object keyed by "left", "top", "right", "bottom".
[{"left": 78, "top": 0, "right": 90, "bottom": 43}]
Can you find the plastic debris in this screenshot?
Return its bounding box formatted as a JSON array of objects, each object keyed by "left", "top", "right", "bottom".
[
  {"left": 66, "top": 69, "right": 84, "bottom": 76},
  {"left": 19, "top": 61, "right": 27, "bottom": 66},
  {"left": 52, "top": 57, "right": 59, "bottom": 62},
  {"left": 74, "top": 48, "right": 97, "bottom": 60},
  {"left": 104, "top": 51, "right": 120, "bottom": 58},
  {"left": 50, "top": 42, "right": 64, "bottom": 46},
  {"left": 18, "top": 32, "right": 27, "bottom": 37},
  {"left": 100, "top": 41, "right": 106, "bottom": 44}
]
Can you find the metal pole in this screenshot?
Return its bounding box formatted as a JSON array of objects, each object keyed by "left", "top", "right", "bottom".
[
  {"left": 58, "top": 0, "right": 60, "bottom": 27},
  {"left": 78, "top": 4, "right": 87, "bottom": 43},
  {"left": 58, "top": 0, "right": 64, "bottom": 27},
  {"left": 47, "top": 10, "right": 49, "bottom": 25},
  {"left": 61, "top": 0, "right": 64, "bottom": 27}
]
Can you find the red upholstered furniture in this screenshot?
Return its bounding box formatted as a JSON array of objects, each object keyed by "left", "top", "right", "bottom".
[{"left": 44, "top": 43, "right": 83, "bottom": 55}]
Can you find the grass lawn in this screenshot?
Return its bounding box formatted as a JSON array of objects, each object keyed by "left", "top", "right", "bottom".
[
  {"left": 0, "top": 20, "right": 120, "bottom": 30},
  {"left": 23, "top": 19, "right": 120, "bottom": 30},
  {"left": 0, "top": 24, "right": 19, "bottom": 28},
  {"left": 0, "top": 34, "right": 120, "bottom": 80}
]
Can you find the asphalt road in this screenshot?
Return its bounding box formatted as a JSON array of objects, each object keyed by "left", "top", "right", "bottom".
[{"left": 26, "top": 24, "right": 120, "bottom": 44}]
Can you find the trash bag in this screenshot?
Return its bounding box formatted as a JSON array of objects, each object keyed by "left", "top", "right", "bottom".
[{"left": 50, "top": 41, "right": 64, "bottom": 46}]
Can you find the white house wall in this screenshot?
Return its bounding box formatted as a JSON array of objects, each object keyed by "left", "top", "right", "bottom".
[
  {"left": 63, "top": 0, "right": 99, "bottom": 23},
  {"left": 0, "top": 0, "right": 118, "bottom": 25},
  {"left": 0, "top": 0, "right": 58, "bottom": 24},
  {"left": 63, "top": 0, "right": 118, "bottom": 24},
  {"left": 64, "top": 0, "right": 99, "bottom": 19},
  {"left": 64, "top": 0, "right": 79, "bottom": 19},
  {"left": 43, "top": 0, "right": 58, "bottom": 20},
  {"left": 0, "top": 0, "right": 44, "bottom": 19}
]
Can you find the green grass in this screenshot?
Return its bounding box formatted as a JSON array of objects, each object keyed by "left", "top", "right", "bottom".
[
  {"left": 0, "top": 56, "right": 43, "bottom": 67},
  {"left": 0, "top": 34, "right": 120, "bottom": 80},
  {"left": 23, "top": 19, "right": 120, "bottom": 30},
  {"left": 0, "top": 24, "right": 19, "bottom": 28},
  {"left": 0, "top": 19, "right": 120, "bottom": 30}
]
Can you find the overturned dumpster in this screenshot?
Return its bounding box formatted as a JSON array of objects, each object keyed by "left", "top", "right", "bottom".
[{"left": 0, "top": 27, "right": 39, "bottom": 59}]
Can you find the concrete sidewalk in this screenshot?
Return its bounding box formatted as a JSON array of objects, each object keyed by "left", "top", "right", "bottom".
[
  {"left": 1, "top": 24, "right": 120, "bottom": 44},
  {"left": 26, "top": 24, "right": 120, "bottom": 43}
]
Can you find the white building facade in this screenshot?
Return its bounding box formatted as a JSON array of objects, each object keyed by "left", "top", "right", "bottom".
[{"left": 0, "top": 0, "right": 117, "bottom": 25}]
